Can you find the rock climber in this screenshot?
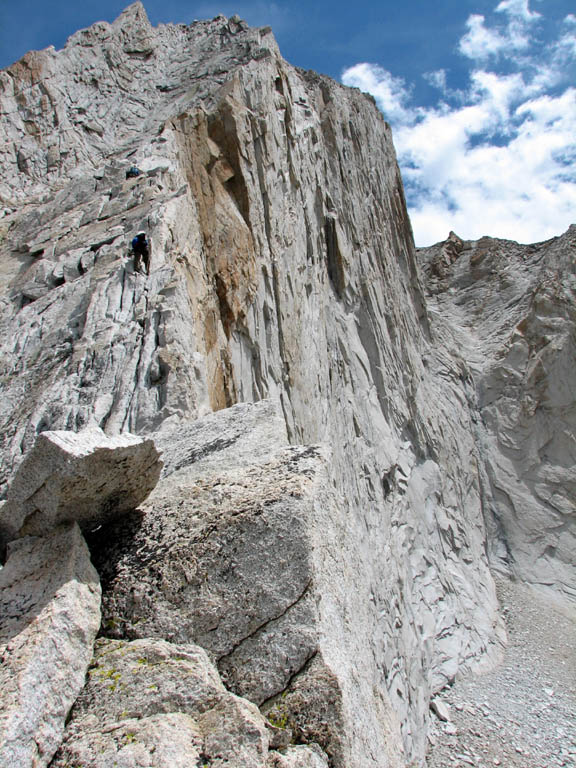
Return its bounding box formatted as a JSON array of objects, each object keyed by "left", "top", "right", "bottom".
[
  {"left": 131, "top": 231, "right": 150, "bottom": 274},
  {"left": 126, "top": 165, "right": 140, "bottom": 179}
]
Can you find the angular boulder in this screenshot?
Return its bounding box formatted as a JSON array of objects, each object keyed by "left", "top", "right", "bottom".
[
  {"left": 268, "top": 745, "right": 329, "bottom": 767},
  {"left": 1, "top": 427, "right": 162, "bottom": 542},
  {"left": 94, "top": 403, "right": 324, "bottom": 702},
  {"left": 0, "top": 523, "right": 101, "bottom": 768},
  {"left": 50, "top": 637, "right": 330, "bottom": 768}
]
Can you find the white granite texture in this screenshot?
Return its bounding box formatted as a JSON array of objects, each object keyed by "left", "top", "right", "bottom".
[
  {"left": 0, "top": 4, "right": 569, "bottom": 766},
  {"left": 0, "top": 523, "right": 101, "bottom": 767}
]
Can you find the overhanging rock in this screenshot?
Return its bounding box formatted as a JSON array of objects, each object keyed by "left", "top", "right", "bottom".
[{"left": 1, "top": 427, "right": 162, "bottom": 544}]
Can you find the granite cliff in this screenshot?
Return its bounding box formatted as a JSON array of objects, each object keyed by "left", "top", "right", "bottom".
[{"left": 0, "top": 4, "right": 573, "bottom": 767}]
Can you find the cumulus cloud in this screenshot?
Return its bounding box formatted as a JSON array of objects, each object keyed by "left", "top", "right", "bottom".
[
  {"left": 495, "top": 0, "right": 540, "bottom": 23},
  {"left": 342, "top": 1, "right": 576, "bottom": 245},
  {"left": 458, "top": 0, "right": 540, "bottom": 62},
  {"left": 459, "top": 14, "right": 509, "bottom": 61},
  {"left": 342, "top": 63, "right": 413, "bottom": 124}
]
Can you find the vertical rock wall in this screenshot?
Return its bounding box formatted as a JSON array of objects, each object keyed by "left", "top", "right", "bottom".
[
  {"left": 189, "top": 58, "right": 505, "bottom": 760},
  {"left": 420, "top": 230, "right": 576, "bottom": 601}
]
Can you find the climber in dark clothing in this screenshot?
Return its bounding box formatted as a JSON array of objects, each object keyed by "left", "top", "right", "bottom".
[
  {"left": 126, "top": 165, "right": 140, "bottom": 179},
  {"left": 131, "top": 231, "right": 150, "bottom": 274}
]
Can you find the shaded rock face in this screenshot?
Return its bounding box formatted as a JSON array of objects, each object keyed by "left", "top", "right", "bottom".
[
  {"left": 0, "top": 3, "right": 570, "bottom": 766},
  {"left": 419, "top": 228, "right": 576, "bottom": 600},
  {"left": 0, "top": 523, "right": 101, "bottom": 767}
]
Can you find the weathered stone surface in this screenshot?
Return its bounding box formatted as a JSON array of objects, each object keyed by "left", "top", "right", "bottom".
[
  {"left": 419, "top": 227, "right": 576, "bottom": 600},
  {"left": 95, "top": 408, "right": 315, "bottom": 666},
  {"left": 0, "top": 522, "right": 101, "bottom": 767},
  {"left": 0, "top": 4, "right": 270, "bottom": 203},
  {"left": 89, "top": 400, "right": 385, "bottom": 766},
  {"left": 267, "top": 744, "right": 329, "bottom": 767},
  {"left": 52, "top": 713, "right": 205, "bottom": 768},
  {"left": 89, "top": 400, "right": 504, "bottom": 766},
  {"left": 51, "top": 636, "right": 330, "bottom": 768},
  {"left": 153, "top": 398, "right": 290, "bottom": 476},
  {"left": 0, "top": 3, "right": 561, "bottom": 766},
  {"left": 1, "top": 426, "right": 161, "bottom": 543},
  {"left": 0, "top": 5, "right": 279, "bottom": 488}
]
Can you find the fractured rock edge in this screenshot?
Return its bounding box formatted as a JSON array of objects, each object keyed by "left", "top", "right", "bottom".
[
  {"left": 1, "top": 426, "right": 162, "bottom": 547},
  {"left": 89, "top": 399, "right": 404, "bottom": 765},
  {"left": 50, "top": 637, "right": 330, "bottom": 768},
  {"left": 0, "top": 522, "right": 101, "bottom": 768}
]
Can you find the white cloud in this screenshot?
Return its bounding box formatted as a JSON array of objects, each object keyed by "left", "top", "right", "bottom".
[
  {"left": 341, "top": 0, "right": 576, "bottom": 246},
  {"left": 470, "top": 70, "right": 526, "bottom": 119},
  {"left": 495, "top": 0, "right": 540, "bottom": 23},
  {"left": 459, "top": 0, "right": 540, "bottom": 63},
  {"left": 556, "top": 29, "right": 576, "bottom": 58},
  {"left": 459, "top": 14, "right": 508, "bottom": 61},
  {"left": 423, "top": 69, "right": 448, "bottom": 93}
]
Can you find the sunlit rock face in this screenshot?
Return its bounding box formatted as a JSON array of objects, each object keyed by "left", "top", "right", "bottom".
[
  {"left": 0, "top": 523, "right": 101, "bottom": 768},
  {"left": 419, "top": 228, "right": 576, "bottom": 601},
  {"left": 51, "top": 636, "right": 330, "bottom": 768},
  {"left": 6, "top": 3, "right": 567, "bottom": 765},
  {"left": 0, "top": 427, "right": 161, "bottom": 545}
]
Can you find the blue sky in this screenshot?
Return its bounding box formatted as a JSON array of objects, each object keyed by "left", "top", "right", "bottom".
[{"left": 1, "top": 0, "right": 574, "bottom": 245}]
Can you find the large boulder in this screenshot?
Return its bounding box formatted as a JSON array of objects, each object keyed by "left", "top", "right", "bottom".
[
  {"left": 88, "top": 400, "right": 406, "bottom": 767},
  {"left": 0, "top": 522, "right": 101, "bottom": 768},
  {"left": 1, "top": 427, "right": 162, "bottom": 544}
]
